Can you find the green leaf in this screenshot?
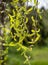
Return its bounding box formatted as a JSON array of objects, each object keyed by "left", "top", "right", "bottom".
[
  {"left": 26, "top": 17, "right": 28, "bottom": 23},
  {"left": 25, "top": 8, "right": 32, "bottom": 14},
  {"left": 16, "top": 20, "right": 20, "bottom": 27}
]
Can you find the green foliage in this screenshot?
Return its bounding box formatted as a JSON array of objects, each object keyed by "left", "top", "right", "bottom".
[
  {"left": 7, "top": 47, "right": 48, "bottom": 65},
  {"left": 0, "top": 0, "right": 41, "bottom": 65},
  {"left": 37, "top": 9, "right": 48, "bottom": 46}
]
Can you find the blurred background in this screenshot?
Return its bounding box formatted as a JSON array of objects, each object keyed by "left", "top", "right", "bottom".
[{"left": 0, "top": 0, "right": 48, "bottom": 65}]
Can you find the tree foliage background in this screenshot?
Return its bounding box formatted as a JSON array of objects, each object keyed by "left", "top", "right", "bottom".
[{"left": 0, "top": 0, "right": 48, "bottom": 65}]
